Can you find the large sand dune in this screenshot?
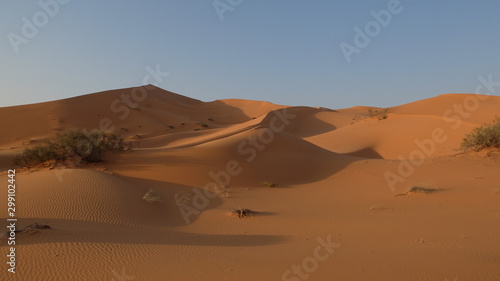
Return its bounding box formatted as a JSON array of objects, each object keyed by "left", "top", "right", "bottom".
[{"left": 1, "top": 86, "right": 499, "bottom": 280}]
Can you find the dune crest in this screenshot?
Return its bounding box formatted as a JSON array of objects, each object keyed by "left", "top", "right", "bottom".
[{"left": 1, "top": 88, "right": 500, "bottom": 281}]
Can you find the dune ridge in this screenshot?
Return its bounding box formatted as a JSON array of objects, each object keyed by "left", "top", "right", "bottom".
[{"left": 1, "top": 87, "right": 499, "bottom": 281}]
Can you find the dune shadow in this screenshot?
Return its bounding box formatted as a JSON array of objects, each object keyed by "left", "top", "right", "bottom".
[
  {"left": 395, "top": 187, "right": 448, "bottom": 196},
  {"left": 260, "top": 107, "right": 338, "bottom": 138},
  {"left": 345, "top": 147, "right": 384, "bottom": 159},
  {"left": 203, "top": 100, "right": 261, "bottom": 124},
  {"left": 111, "top": 175, "right": 227, "bottom": 228},
  {"left": 109, "top": 132, "right": 360, "bottom": 189},
  {"left": 0, "top": 218, "right": 288, "bottom": 247},
  {"left": 252, "top": 211, "right": 278, "bottom": 217}
]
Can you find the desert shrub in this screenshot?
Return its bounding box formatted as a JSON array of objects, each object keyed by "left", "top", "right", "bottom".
[
  {"left": 175, "top": 192, "right": 194, "bottom": 206},
  {"left": 407, "top": 186, "right": 437, "bottom": 194},
  {"left": 264, "top": 181, "right": 276, "bottom": 187},
  {"left": 368, "top": 108, "right": 389, "bottom": 120},
  {"left": 230, "top": 208, "right": 256, "bottom": 218},
  {"left": 13, "top": 143, "right": 58, "bottom": 168},
  {"left": 461, "top": 118, "right": 500, "bottom": 151},
  {"left": 3, "top": 223, "right": 51, "bottom": 236},
  {"left": 13, "top": 129, "right": 126, "bottom": 168}
]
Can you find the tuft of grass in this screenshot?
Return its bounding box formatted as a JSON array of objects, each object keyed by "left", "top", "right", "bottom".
[
  {"left": 264, "top": 181, "right": 276, "bottom": 187},
  {"left": 407, "top": 186, "right": 437, "bottom": 194},
  {"left": 13, "top": 129, "right": 127, "bottom": 168},
  {"left": 143, "top": 189, "right": 161, "bottom": 203},
  {"left": 174, "top": 192, "right": 194, "bottom": 206},
  {"left": 4, "top": 223, "right": 51, "bottom": 236},
  {"left": 230, "top": 208, "right": 256, "bottom": 218},
  {"left": 461, "top": 118, "right": 500, "bottom": 151},
  {"left": 368, "top": 108, "right": 389, "bottom": 120}
]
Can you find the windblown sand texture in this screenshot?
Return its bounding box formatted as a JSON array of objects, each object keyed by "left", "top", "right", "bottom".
[{"left": 1, "top": 86, "right": 499, "bottom": 280}]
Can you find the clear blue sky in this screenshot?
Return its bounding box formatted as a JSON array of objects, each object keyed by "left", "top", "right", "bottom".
[{"left": 2, "top": 0, "right": 500, "bottom": 109}]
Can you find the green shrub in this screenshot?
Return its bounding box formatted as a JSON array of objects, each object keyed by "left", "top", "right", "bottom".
[
  {"left": 13, "top": 129, "right": 127, "bottom": 168},
  {"left": 461, "top": 118, "right": 500, "bottom": 151}
]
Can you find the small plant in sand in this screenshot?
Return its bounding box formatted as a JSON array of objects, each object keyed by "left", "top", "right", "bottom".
[
  {"left": 264, "top": 181, "right": 276, "bottom": 188},
  {"left": 229, "top": 208, "right": 256, "bottom": 218},
  {"left": 143, "top": 189, "right": 161, "bottom": 203},
  {"left": 217, "top": 185, "right": 231, "bottom": 198},
  {"left": 3, "top": 223, "right": 51, "bottom": 237},
  {"left": 195, "top": 122, "right": 209, "bottom": 128},
  {"left": 351, "top": 115, "right": 364, "bottom": 124},
  {"left": 461, "top": 117, "right": 500, "bottom": 151},
  {"left": 395, "top": 182, "right": 442, "bottom": 196},
  {"left": 174, "top": 192, "right": 194, "bottom": 206},
  {"left": 407, "top": 186, "right": 437, "bottom": 194},
  {"left": 368, "top": 108, "right": 389, "bottom": 120},
  {"left": 208, "top": 184, "right": 230, "bottom": 198}
]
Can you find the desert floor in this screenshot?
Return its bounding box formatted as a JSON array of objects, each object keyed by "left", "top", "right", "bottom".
[{"left": 1, "top": 86, "right": 499, "bottom": 281}]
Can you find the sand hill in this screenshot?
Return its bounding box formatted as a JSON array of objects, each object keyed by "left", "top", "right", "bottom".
[{"left": 0, "top": 86, "right": 499, "bottom": 281}]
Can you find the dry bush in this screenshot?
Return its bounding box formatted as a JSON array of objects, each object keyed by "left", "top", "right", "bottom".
[
  {"left": 174, "top": 192, "right": 194, "bottom": 206},
  {"left": 13, "top": 129, "right": 127, "bottom": 168},
  {"left": 461, "top": 118, "right": 500, "bottom": 151},
  {"left": 368, "top": 108, "right": 389, "bottom": 120},
  {"left": 264, "top": 181, "right": 276, "bottom": 187},
  {"left": 229, "top": 208, "right": 256, "bottom": 218},
  {"left": 407, "top": 186, "right": 437, "bottom": 194}
]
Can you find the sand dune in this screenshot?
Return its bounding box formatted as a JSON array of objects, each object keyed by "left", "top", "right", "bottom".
[{"left": 1, "top": 87, "right": 499, "bottom": 280}]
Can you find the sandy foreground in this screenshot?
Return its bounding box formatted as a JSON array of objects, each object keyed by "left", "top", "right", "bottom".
[{"left": 0, "top": 86, "right": 499, "bottom": 281}]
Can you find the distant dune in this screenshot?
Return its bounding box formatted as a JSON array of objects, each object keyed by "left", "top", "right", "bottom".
[{"left": 1, "top": 86, "right": 499, "bottom": 281}]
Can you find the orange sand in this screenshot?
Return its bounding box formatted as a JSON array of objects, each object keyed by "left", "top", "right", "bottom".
[{"left": 0, "top": 86, "right": 499, "bottom": 280}]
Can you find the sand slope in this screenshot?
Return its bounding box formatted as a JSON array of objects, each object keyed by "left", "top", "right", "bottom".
[{"left": 1, "top": 88, "right": 499, "bottom": 281}]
